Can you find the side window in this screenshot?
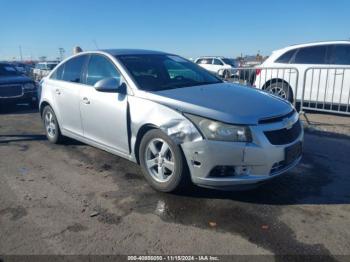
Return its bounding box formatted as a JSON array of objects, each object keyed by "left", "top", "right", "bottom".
[
  {"left": 293, "top": 46, "right": 327, "bottom": 64},
  {"left": 50, "top": 64, "right": 64, "bottom": 80},
  {"left": 275, "top": 49, "right": 296, "bottom": 63},
  {"left": 197, "top": 58, "right": 212, "bottom": 65},
  {"left": 213, "top": 59, "right": 223, "bottom": 65},
  {"left": 85, "top": 55, "right": 120, "bottom": 86},
  {"left": 330, "top": 45, "right": 350, "bottom": 65},
  {"left": 62, "top": 55, "right": 87, "bottom": 83}
]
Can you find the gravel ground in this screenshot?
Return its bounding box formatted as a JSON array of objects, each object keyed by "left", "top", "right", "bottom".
[{"left": 0, "top": 105, "right": 350, "bottom": 260}]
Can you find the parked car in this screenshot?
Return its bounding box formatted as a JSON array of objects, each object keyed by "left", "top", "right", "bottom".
[
  {"left": 255, "top": 40, "right": 350, "bottom": 104},
  {"left": 12, "top": 62, "right": 28, "bottom": 75},
  {"left": 194, "top": 56, "right": 239, "bottom": 79},
  {"left": 0, "top": 63, "right": 38, "bottom": 108},
  {"left": 40, "top": 49, "right": 303, "bottom": 192},
  {"left": 33, "top": 61, "right": 59, "bottom": 81}
]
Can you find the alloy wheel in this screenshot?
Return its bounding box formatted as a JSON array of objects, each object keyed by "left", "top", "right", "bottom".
[
  {"left": 266, "top": 85, "right": 288, "bottom": 99},
  {"left": 44, "top": 111, "right": 57, "bottom": 138},
  {"left": 144, "top": 138, "right": 175, "bottom": 183}
]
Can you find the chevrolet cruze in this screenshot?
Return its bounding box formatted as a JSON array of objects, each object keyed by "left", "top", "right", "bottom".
[{"left": 39, "top": 49, "right": 303, "bottom": 192}]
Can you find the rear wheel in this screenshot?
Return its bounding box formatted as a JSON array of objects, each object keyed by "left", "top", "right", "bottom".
[
  {"left": 139, "top": 129, "right": 189, "bottom": 192},
  {"left": 42, "top": 106, "right": 64, "bottom": 144},
  {"left": 265, "top": 82, "right": 293, "bottom": 103}
]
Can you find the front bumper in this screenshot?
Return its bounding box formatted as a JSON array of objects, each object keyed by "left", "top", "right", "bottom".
[{"left": 181, "top": 116, "right": 303, "bottom": 189}]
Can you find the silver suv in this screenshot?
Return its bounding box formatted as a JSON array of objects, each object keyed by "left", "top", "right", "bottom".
[{"left": 40, "top": 49, "right": 303, "bottom": 192}]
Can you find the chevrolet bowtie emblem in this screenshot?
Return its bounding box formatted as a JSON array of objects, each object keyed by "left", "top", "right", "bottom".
[{"left": 283, "top": 117, "right": 294, "bottom": 130}]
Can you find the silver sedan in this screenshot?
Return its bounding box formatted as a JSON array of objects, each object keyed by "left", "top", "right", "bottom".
[{"left": 39, "top": 49, "right": 303, "bottom": 192}]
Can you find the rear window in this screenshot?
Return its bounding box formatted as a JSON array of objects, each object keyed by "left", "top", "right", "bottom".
[
  {"left": 293, "top": 46, "right": 327, "bottom": 64},
  {"left": 329, "top": 45, "right": 350, "bottom": 65},
  {"left": 275, "top": 49, "right": 297, "bottom": 63}
]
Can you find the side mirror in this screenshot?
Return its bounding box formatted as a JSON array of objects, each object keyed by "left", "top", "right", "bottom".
[{"left": 94, "top": 77, "right": 124, "bottom": 93}]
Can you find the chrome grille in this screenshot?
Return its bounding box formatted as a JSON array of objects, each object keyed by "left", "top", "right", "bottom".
[{"left": 0, "top": 84, "right": 23, "bottom": 98}]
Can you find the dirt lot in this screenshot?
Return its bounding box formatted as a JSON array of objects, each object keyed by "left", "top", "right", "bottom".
[{"left": 0, "top": 105, "right": 350, "bottom": 259}]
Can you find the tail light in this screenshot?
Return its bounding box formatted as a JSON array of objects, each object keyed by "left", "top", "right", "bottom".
[{"left": 256, "top": 69, "right": 261, "bottom": 76}]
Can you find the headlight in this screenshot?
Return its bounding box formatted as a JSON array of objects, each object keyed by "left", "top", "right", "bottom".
[
  {"left": 185, "top": 114, "right": 252, "bottom": 142},
  {"left": 23, "top": 83, "right": 35, "bottom": 90}
]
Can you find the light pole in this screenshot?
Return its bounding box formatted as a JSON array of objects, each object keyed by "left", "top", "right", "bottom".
[
  {"left": 58, "top": 48, "right": 65, "bottom": 61},
  {"left": 19, "top": 45, "right": 23, "bottom": 61}
]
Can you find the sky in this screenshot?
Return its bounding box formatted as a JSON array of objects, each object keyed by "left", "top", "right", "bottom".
[{"left": 1, "top": 0, "right": 350, "bottom": 61}]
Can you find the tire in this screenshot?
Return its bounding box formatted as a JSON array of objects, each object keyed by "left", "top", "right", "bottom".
[
  {"left": 223, "top": 70, "right": 230, "bottom": 80},
  {"left": 265, "top": 82, "right": 294, "bottom": 103},
  {"left": 139, "top": 129, "right": 189, "bottom": 192},
  {"left": 42, "top": 106, "right": 64, "bottom": 144}
]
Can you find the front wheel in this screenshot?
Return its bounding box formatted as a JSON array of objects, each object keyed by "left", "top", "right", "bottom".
[
  {"left": 42, "top": 106, "right": 64, "bottom": 144},
  {"left": 223, "top": 70, "right": 230, "bottom": 80},
  {"left": 139, "top": 129, "right": 189, "bottom": 192}
]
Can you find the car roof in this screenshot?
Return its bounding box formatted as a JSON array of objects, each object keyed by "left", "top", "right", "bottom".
[
  {"left": 101, "top": 49, "right": 170, "bottom": 56},
  {"left": 279, "top": 40, "right": 350, "bottom": 52},
  {"left": 38, "top": 61, "right": 58, "bottom": 64},
  {"left": 196, "top": 56, "right": 226, "bottom": 59}
]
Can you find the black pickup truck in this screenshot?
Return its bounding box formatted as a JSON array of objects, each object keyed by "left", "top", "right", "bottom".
[{"left": 0, "top": 63, "right": 38, "bottom": 108}]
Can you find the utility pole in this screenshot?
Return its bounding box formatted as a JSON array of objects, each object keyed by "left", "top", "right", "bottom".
[{"left": 19, "top": 45, "right": 23, "bottom": 61}]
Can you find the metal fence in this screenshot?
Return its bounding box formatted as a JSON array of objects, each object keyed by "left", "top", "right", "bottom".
[
  {"left": 228, "top": 67, "right": 299, "bottom": 106},
  {"left": 226, "top": 67, "right": 350, "bottom": 116},
  {"left": 300, "top": 67, "right": 350, "bottom": 115}
]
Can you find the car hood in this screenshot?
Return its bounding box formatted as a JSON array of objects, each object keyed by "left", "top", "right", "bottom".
[
  {"left": 138, "top": 83, "right": 292, "bottom": 125},
  {"left": 0, "top": 75, "right": 32, "bottom": 85}
]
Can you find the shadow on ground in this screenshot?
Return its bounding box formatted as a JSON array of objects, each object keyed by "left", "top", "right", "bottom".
[{"left": 0, "top": 103, "right": 39, "bottom": 115}]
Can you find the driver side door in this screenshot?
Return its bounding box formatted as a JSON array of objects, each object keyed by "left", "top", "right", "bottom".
[{"left": 79, "top": 54, "right": 129, "bottom": 155}]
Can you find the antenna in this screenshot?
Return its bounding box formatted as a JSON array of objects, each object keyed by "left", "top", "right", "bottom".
[{"left": 93, "top": 39, "right": 99, "bottom": 49}]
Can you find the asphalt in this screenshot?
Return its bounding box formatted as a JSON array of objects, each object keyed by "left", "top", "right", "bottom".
[{"left": 0, "top": 105, "right": 350, "bottom": 259}]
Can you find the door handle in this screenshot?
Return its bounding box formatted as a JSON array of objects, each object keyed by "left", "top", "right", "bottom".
[
  {"left": 55, "top": 89, "right": 61, "bottom": 95},
  {"left": 82, "top": 97, "right": 90, "bottom": 104}
]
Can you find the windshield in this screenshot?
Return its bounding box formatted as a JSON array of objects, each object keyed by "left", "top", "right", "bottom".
[
  {"left": 117, "top": 54, "right": 222, "bottom": 91},
  {"left": 47, "top": 64, "right": 58, "bottom": 70},
  {"left": 0, "top": 64, "right": 20, "bottom": 76},
  {"left": 222, "top": 58, "right": 237, "bottom": 67}
]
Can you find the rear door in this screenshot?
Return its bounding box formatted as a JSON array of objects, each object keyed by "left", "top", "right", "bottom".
[
  {"left": 51, "top": 55, "right": 87, "bottom": 136},
  {"left": 291, "top": 45, "right": 328, "bottom": 102},
  {"left": 327, "top": 44, "right": 350, "bottom": 105},
  {"left": 212, "top": 58, "right": 224, "bottom": 74},
  {"left": 79, "top": 54, "right": 129, "bottom": 154}
]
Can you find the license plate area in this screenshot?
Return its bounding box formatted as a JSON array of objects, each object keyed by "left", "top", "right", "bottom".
[{"left": 285, "top": 142, "right": 302, "bottom": 165}]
